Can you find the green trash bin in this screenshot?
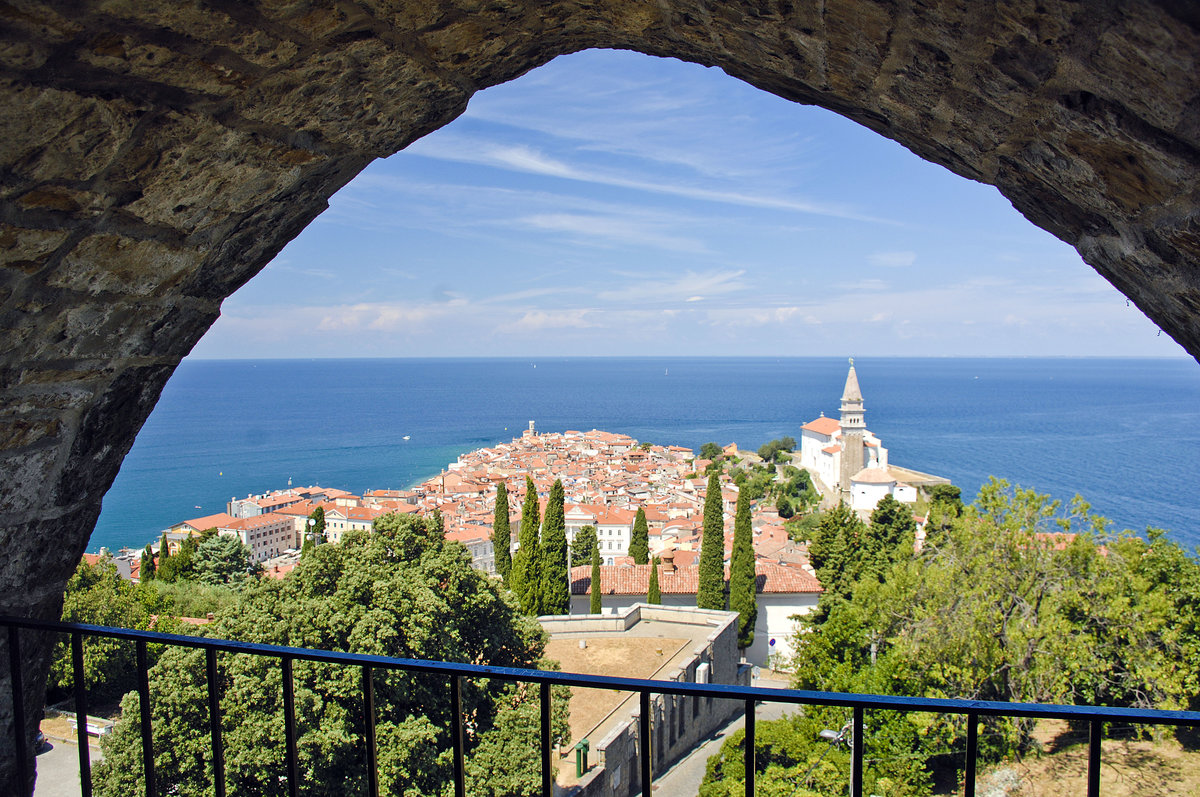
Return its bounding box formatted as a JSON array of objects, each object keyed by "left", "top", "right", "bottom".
[{"left": 575, "top": 739, "right": 590, "bottom": 777}]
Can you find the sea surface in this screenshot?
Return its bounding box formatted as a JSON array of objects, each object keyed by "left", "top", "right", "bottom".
[{"left": 91, "top": 357, "right": 1200, "bottom": 554}]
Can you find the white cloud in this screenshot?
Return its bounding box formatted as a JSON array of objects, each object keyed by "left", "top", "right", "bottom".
[
  {"left": 501, "top": 309, "right": 598, "bottom": 332},
  {"left": 516, "top": 213, "right": 707, "bottom": 253},
  {"left": 597, "top": 269, "right": 746, "bottom": 304},
  {"left": 868, "top": 251, "right": 917, "bottom": 268}
]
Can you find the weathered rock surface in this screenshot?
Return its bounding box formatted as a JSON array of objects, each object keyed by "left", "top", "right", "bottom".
[{"left": 0, "top": 1, "right": 1197, "bottom": 792}]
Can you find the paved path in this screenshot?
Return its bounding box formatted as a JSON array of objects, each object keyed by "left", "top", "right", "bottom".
[
  {"left": 652, "top": 677, "right": 795, "bottom": 796},
  {"left": 33, "top": 737, "right": 101, "bottom": 797}
]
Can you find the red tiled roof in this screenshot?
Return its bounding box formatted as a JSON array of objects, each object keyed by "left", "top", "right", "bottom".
[
  {"left": 181, "top": 513, "right": 237, "bottom": 531},
  {"left": 569, "top": 561, "right": 821, "bottom": 595},
  {"left": 802, "top": 416, "right": 841, "bottom": 436}
]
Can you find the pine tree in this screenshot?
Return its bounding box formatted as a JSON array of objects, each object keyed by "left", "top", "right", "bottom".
[
  {"left": 512, "top": 476, "right": 542, "bottom": 614},
  {"left": 589, "top": 546, "right": 602, "bottom": 615},
  {"left": 647, "top": 556, "right": 661, "bottom": 605},
  {"left": 538, "top": 479, "right": 569, "bottom": 615},
  {"left": 140, "top": 544, "right": 156, "bottom": 581},
  {"left": 697, "top": 471, "right": 726, "bottom": 610},
  {"left": 629, "top": 507, "right": 650, "bottom": 564},
  {"left": 308, "top": 506, "right": 326, "bottom": 544},
  {"left": 729, "top": 489, "right": 757, "bottom": 648},
  {"left": 492, "top": 481, "right": 512, "bottom": 584}
]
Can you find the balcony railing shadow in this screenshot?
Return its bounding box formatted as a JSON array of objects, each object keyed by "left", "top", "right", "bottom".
[{"left": 7, "top": 616, "right": 1200, "bottom": 797}]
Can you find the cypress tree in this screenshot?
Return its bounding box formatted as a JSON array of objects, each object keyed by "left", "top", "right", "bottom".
[
  {"left": 492, "top": 481, "right": 513, "bottom": 584},
  {"left": 159, "top": 533, "right": 171, "bottom": 562},
  {"left": 589, "top": 546, "right": 602, "bottom": 614},
  {"left": 729, "top": 489, "right": 757, "bottom": 648},
  {"left": 648, "top": 556, "right": 661, "bottom": 605},
  {"left": 140, "top": 544, "right": 156, "bottom": 581},
  {"left": 697, "top": 471, "right": 726, "bottom": 610},
  {"left": 512, "top": 475, "right": 542, "bottom": 614},
  {"left": 629, "top": 506, "right": 650, "bottom": 564},
  {"left": 539, "top": 479, "right": 570, "bottom": 615}
]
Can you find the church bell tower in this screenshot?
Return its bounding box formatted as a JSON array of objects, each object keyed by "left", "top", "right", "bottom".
[{"left": 838, "top": 358, "right": 865, "bottom": 503}]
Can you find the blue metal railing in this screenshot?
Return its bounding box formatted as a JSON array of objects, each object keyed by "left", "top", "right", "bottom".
[{"left": 6, "top": 616, "right": 1200, "bottom": 797}]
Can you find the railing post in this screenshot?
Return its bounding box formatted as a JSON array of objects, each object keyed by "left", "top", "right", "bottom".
[
  {"left": 450, "top": 675, "right": 466, "bottom": 797},
  {"left": 72, "top": 632, "right": 92, "bottom": 797},
  {"left": 205, "top": 648, "right": 225, "bottom": 797},
  {"left": 135, "top": 640, "right": 155, "bottom": 797},
  {"left": 540, "top": 682, "right": 552, "bottom": 796},
  {"left": 640, "top": 690, "right": 652, "bottom": 797},
  {"left": 1087, "top": 719, "right": 1102, "bottom": 797},
  {"left": 851, "top": 706, "right": 863, "bottom": 797},
  {"left": 282, "top": 656, "right": 298, "bottom": 797},
  {"left": 744, "top": 698, "right": 755, "bottom": 797},
  {"left": 8, "top": 625, "right": 28, "bottom": 795},
  {"left": 362, "top": 665, "right": 378, "bottom": 797},
  {"left": 964, "top": 711, "right": 977, "bottom": 797}
]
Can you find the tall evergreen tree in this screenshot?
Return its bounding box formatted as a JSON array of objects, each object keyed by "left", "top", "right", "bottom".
[
  {"left": 697, "top": 471, "right": 726, "bottom": 610},
  {"left": 512, "top": 476, "right": 542, "bottom": 614},
  {"left": 589, "top": 546, "right": 602, "bottom": 615},
  {"left": 647, "top": 556, "right": 661, "bottom": 605},
  {"left": 570, "top": 525, "right": 597, "bottom": 568},
  {"left": 308, "top": 505, "right": 326, "bottom": 543},
  {"left": 538, "top": 479, "right": 570, "bottom": 615},
  {"left": 139, "top": 544, "right": 156, "bottom": 582},
  {"left": 492, "top": 481, "right": 513, "bottom": 584},
  {"left": 629, "top": 507, "right": 650, "bottom": 564},
  {"left": 729, "top": 490, "right": 757, "bottom": 648}
]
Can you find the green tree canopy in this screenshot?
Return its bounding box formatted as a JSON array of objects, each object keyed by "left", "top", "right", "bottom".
[
  {"left": 49, "top": 556, "right": 174, "bottom": 699},
  {"left": 538, "top": 479, "right": 569, "bottom": 615},
  {"left": 647, "top": 556, "right": 661, "bottom": 605},
  {"left": 728, "top": 490, "right": 757, "bottom": 649},
  {"left": 93, "top": 512, "right": 569, "bottom": 797},
  {"left": 589, "top": 546, "right": 602, "bottom": 615},
  {"left": 139, "top": 544, "right": 155, "bottom": 581},
  {"left": 700, "top": 442, "right": 723, "bottom": 461},
  {"left": 493, "top": 481, "right": 512, "bottom": 584},
  {"left": 192, "top": 532, "right": 256, "bottom": 585},
  {"left": 308, "top": 505, "right": 326, "bottom": 542},
  {"left": 629, "top": 507, "right": 650, "bottom": 564},
  {"left": 511, "top": 475, "right": 541, "bottom": 613},
  {"left": 570, "top": 525, "right": 597, "bottom": 568},
  {"left": 697, "top": 472, "right": 726, "bottom": 611}
]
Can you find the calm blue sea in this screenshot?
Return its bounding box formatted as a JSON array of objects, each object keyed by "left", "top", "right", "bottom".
[{"left": 91, "top": 357, "right": 1200, "bottom": 554}]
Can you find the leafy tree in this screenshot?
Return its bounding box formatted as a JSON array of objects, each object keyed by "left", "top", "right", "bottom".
[
  {"left": 511, "top": 475, "right": 542, "bottom": 614},
  {"left": 729, "top": 490, "right": 757, "bottom": 649},
  {"left": 647, "top": 556, "right": 661, "bottom": 605},
  {"left": 151, "top": 580, "right": 240, "bottom": 619},
  {"left": 570, "top": 525, "right": 597, "bottom": 568},
  {"left": 589, "top": 546, "right": 602, "bottom": 615},
  {"left": 697, "top": 472, "right": 726, "bottom": 610},
  {"left": 925, "top": 483, "right": 963, "bottom": 544},
  {"left": 48, "top": 557, "right": 173, "bottom": 699},
  {"left": 783, "top": 479, "right": 1200, "bottom": 794},
  {"left": 93, "top": 512, "right": 570, "bottom": 797},
  {"left": 756, "top": 436, "right": 796, "bottom": 462},
  {"left": 139, "top": 544, "right": 155, "bottom": 581},
  {"left": 864, "top": 494, "right": 917, "bottom": 578},
  {"left": 307, "top": 505, "right": 326, "bottom": 544},
  {"left": 192, "top": 532, "right": 256, "bottom": 585},
  {"left": 539, "top": 479, "right": 569, "bottom": 615},
  {"left": 629, "top": 507, "right": 650, "bottom": 564},
  {"left": 156, "top": 533, "right": 199, "bottom": 583},
  {"left": 775, "top": 494, "right": 794, "bottom": 519},
  {"left": 700, "top": 442, "right": 723, "bottom": 461},
  {"left": 493, "top": 481, "right": 513, "bottom": 583},
  {"left": 806, "top": 503, "right": 866, "bottom": 617}
]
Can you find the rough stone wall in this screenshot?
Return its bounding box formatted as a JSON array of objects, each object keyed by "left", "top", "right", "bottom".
[{"left": 0, "top": 1, "right": 1197, "bottom": 792}]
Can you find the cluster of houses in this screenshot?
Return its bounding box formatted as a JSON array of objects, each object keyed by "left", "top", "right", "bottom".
[{"left": 104, "top": 364, "right": 943, "bottom": 666}]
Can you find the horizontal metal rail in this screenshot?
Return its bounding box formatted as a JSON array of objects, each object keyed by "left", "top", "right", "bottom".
[{"left": 6, "top": 616, "right": 1200, "bottom": 797}]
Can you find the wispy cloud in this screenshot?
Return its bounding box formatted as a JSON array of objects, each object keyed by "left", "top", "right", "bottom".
[
  {"left": 868, "top": 251, "right": 917, "bottom": 268},
  {"left": 597, "top": 269, "right": 746, "bottom": 304},
  {"left": 516, "top": 213, "right": 707, "bottom": 253},
  {"left": 405, "top": 137, "right": 889, "bottom": 223},
  {"left": 500, "top": 309, "right": 599, "bottom": 332}
]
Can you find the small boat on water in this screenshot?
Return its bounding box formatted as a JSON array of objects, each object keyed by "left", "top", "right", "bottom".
[{"left": 402, "top": 435, "right": 411, "bottom": 440}]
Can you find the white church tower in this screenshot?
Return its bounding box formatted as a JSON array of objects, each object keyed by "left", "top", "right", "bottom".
[{"left": 838, "top": 358, "right": 865, "bottom": 503}]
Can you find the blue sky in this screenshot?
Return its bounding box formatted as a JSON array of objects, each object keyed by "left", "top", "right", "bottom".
[{"left": 191, "top": 49, "right": 1183, "bottom": 359}]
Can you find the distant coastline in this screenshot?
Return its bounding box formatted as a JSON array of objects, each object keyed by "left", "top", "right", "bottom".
[{"left": 91, "top": 357, "right": 1200, "bottom": 553}]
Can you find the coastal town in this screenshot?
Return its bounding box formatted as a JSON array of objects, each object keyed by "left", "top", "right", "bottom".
[{"left": 99, "top": 363, "right": 947, "bottom": 667}]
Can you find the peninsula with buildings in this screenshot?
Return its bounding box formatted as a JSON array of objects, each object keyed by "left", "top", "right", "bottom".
[{"left": 106, "top": 362, "right": 948, "bottom": 668}]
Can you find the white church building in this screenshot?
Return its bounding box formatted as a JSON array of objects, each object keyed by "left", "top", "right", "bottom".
[{"left": 798, "top": 361, "right": 923, "bottom": 515}]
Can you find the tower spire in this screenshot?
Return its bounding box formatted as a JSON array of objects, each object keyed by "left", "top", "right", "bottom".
[{"left": 838, "top": 359, "right": 865, "bottom": 504}]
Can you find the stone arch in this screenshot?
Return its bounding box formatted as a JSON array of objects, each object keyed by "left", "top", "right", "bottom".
[{"left": 2, "top": 2, "right": 1198, "bottom": 791}]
